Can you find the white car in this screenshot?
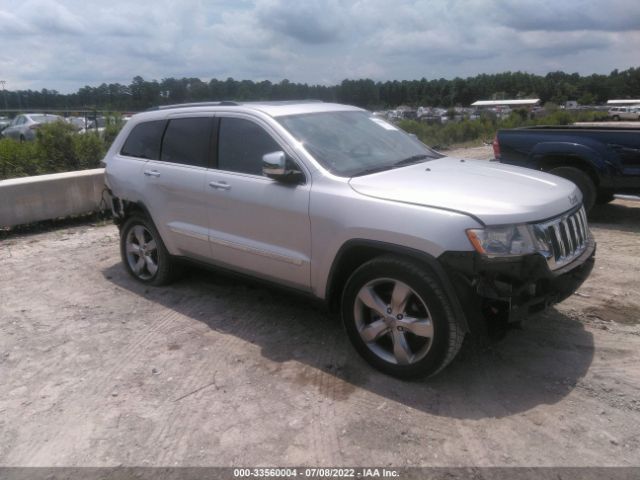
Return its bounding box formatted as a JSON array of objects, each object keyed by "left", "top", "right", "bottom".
[{"left": 0, "top": 113, "right": 63, "bottom": 141}]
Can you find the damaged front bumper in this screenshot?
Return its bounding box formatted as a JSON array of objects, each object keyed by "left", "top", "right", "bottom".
[{"left": 439, "top": 237, "right": 596, "bottom": 328}]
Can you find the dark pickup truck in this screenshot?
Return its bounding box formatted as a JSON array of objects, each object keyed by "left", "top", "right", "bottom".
[{"left": 494, "top": 126, "right": 640, "bottom": 211}]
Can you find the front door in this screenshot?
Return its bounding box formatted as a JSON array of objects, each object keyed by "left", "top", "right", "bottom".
[{"left": 204, "top": 115, "right": 312, "bottom": 290}]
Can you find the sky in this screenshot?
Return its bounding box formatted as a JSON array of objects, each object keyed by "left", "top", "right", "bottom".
[{"left": 0, "top": 0, "right": 639, "bottom": 93}]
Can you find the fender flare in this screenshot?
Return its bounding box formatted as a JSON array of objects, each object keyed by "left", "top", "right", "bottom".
[
  {"left": 529, "top": 141, "right": 607, "bottom": 179},
  {"left": 325, "top": 239, "right": 470, "bottom": 333}
]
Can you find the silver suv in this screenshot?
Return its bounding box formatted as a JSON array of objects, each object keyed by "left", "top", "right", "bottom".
[
  {"left": 104, "top": 101, "right": 595, "bottom": 378},
  {"left": 607, "top": 106, "right": 640, "bottom": 121}
]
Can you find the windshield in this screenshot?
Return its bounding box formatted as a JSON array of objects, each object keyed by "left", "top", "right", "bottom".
[{"left": 277, "top": 111, "right": 440, "bottom": 177}]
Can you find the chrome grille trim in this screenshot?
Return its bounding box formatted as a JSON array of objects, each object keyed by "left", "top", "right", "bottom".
[{"left": 533, "top": 206, "right": 590, "bottom": 270}]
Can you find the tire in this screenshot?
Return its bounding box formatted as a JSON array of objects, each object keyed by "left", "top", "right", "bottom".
[
  {"left": 341, "top": 255, "right": 464, "bottom": 378},
  {"left": 612, "top": 115, "right": 620, "bottom": 121},
  {"left": 549, "top": 166, "right": 597, "bottom": 212},
  {"left": 596, "top": 192, "right": 615, "bottom": 205},
  {"left": 120, "top": 214, "right": 176, "bottom": 286}
]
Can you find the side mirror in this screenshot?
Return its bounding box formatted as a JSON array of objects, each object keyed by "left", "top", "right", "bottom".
[
  {"left": 262, "top": 151, "right": 287, "bottom": 177},
  {"left": 262, "top": 151, "right": 304, "bottom": 183}
]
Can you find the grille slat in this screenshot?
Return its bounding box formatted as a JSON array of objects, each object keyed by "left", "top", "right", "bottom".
[
  {"left": 553, "top": 224, "right": 566, "bottom": 258},
  {"left": 573, "top": 215, "right": 583, "bottom": 246},
  {"left": 535, "top": 206, "right": 590, "bottom": 270},
  {"left": 568, "top": 216, "right": 579, "bottom": 248},
  {"left": 563, "top": 221, "right": 574, "bottom": 252}
]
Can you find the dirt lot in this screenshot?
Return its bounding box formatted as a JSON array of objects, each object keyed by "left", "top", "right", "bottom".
[{"left": 1, "top": 153, "right": 639, "bottom": 467}]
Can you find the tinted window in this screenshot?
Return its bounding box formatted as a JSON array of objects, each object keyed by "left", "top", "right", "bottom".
[
  {"left": 121, "top": 120, "right": 165, "bottom": 160},
  {"left": 218, "top": 117, "right": 281, "bottom": 175},
  {"left": 161, "top": 117, "right": 212, "bottom": 167}
]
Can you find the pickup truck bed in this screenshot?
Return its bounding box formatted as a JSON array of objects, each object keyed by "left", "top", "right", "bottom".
[{"left": 494, "top": 125, "right": 640, "bottom": 211}]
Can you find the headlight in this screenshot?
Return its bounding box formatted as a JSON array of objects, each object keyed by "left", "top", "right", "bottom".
[{"left": 466, "top": 224, "right": 549, "bottom": 257}]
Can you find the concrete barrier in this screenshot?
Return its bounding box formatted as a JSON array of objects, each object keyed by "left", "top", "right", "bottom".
[{"left": 0, "top": 168, "right": 106, "bottom": 228}]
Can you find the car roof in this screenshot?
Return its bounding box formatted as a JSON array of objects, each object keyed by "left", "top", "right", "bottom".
[{"left": 136, "top": 101, "right": 364, "bottom": 121}]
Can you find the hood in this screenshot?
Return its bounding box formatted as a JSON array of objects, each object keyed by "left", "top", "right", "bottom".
[{"left": 348, "top": 157, "right": 581, "bottom": 225}]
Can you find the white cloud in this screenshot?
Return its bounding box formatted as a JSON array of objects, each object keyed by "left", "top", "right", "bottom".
[{"left": 0, "top": 0, "right": 638, "bottom": 92}]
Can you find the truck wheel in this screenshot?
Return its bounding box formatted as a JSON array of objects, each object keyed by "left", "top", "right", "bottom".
[
  {"left": 612, "top": 115, "right": 620, "bottom": 121},
  {"left": 341, "top": 255, "right": 464, "bottom": 378},
  {"left": 596, "top": 192, "right": 615, "bottom": 205},
  {"left": 120, "top": 214, "right": 176, "bottom": 286},
  {"left": 549, "top": 166, "right": 596, "bottom": 212}
]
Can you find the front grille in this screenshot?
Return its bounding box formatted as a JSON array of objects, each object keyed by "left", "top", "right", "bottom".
[{"left": 535, "top": 206, "right": 590, "bottom": 270}]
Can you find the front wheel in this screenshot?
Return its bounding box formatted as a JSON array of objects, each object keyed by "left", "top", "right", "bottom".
[
  {"left": 120, "top": 214, "right": 176, "bottom": 286},
  {"left": 341, "top": 255, "right": 464, "bottom": 378}
]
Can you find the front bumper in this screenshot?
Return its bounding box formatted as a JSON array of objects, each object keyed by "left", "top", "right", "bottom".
[{"left": 439, "top": 237, "right": 595, "bottom": 326}]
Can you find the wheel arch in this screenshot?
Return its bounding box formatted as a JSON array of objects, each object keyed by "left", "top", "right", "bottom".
[
  {"left": 112, "top": 197, "right": 155, "bottom": 227},
  {"left": 325, "top": 239, "right": 470, "bottom": 332},
  {"left": 537, "top": 154, "right": 600, "bottom": 187}
]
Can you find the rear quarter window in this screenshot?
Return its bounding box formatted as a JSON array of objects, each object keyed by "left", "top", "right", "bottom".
[{"left": 120, "top": 120, "right": 166, "bottom": 160}]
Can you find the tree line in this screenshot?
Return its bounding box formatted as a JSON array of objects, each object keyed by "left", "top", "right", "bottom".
[{"left": 1, "top": 67, "right": 639, "bottom": 112}]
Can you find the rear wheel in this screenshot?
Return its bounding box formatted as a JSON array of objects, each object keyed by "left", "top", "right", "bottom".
[
  {"left": 120, "top": 214, "right": 176, "bottom": 286},
  {"left": 549, "top": 166, "right": 597, "bottom": 212},
  {"left": 341, "top": 255, "right": 464, "bottom": 378}
]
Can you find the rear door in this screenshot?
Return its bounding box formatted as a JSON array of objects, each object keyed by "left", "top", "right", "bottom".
[
  {"left": 139, "top": 115, "right": 215, "bottom": 260},
  {"left": 204, "top": 114, "right": 312, "bottom": 290}
]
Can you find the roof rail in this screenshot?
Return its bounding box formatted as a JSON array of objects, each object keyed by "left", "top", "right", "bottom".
[
  {"left": 147, "top": 99, "right": 325, "bottom": 111},
  {"left": 243, "top": 100, "right": 324, "bottom": 105},
  {"left": 148, "top": 101, "right": 240, "bottom": 111}
]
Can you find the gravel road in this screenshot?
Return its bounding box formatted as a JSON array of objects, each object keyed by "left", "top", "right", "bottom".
[{"left": 1, "top": 153, "right": 639, "bottom": 467}]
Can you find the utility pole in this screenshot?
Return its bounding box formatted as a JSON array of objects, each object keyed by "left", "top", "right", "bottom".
[{"left": 0, "top": 80, "right": 7, "bottom": 110}]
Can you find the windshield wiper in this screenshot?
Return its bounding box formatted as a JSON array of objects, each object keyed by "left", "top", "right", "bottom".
[
  {"left": 393, "top": 154, "right": 432, "bottom": 166},
  {"left": 351, "top": 154, "right": 435, "bottom": 177}
]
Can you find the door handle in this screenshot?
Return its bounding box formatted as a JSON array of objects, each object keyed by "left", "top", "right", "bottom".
[
  {"left": 144, "top": 170, "right": 161, "bottom": 177},
  {"left": 209, "top": 181, "right": 231, "bottom": 190}
]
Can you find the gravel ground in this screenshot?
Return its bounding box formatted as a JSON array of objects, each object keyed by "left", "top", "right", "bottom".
[
  {"left": 1, "top": 152, "right": 639, "bottom": 467},
  {"left": 444, "top": 145, "right": 496, "bottom": 161}
]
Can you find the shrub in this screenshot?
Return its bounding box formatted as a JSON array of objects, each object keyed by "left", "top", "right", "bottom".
[
  {"left": 0, "top": 121, "right": 108, "bottom": 180},
  {"left": 0, "top": 138, "right": 42, "bottom": 179},
  {"left": 74, "top": 133, "right": 106, "bottom": 170},
  {"left": 103, "top": 116, "right": 126, "bottom": 147},
  {"left": 399, "top": 109, "right": 608, "bottom": 148},
  {"left": 35, "top": 121, "right": 79, "bottom": 172}
]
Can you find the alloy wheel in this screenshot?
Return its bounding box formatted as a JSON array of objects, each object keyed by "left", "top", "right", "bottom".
[
  {"left": 354, "top": 278, "right": 434, "bottom": 365},
  {"left": 125, "top": 225, "right": 159, "bottom": 280}
]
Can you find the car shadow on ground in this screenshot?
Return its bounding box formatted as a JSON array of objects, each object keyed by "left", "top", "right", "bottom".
[
  {"left": 103, "top": 262, "right": 594, "bottom": 420},
  {"left": 589, "top": 199, "right": 640, "bottom": 234}
]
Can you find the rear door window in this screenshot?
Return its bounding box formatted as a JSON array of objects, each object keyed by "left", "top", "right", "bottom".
[
  {"left": 120, "top": 120, "right": 166, "bottom": 160},
  {"left": 160, "top": 117, "right": 213, "bottom": 168}
]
